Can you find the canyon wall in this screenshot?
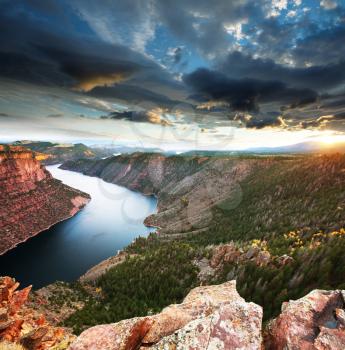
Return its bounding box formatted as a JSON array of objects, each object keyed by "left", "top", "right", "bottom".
[
  {"left": 61, "top": 153, "right": 345, "bottom": 239},
  {"left": 61, "top": 153, "right": 262, "bottom": 235},
  {"left": 0, "top": 145, "right": 90, "bottom": 255}
]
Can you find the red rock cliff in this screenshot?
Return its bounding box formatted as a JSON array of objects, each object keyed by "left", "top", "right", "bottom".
[{"left": 0, "top": 145, "right": 90, "bottom": 255}]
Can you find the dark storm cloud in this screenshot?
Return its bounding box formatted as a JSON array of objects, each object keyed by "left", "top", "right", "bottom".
[
  {"left": 100, "top": 111, "right": 147, "bottom": 122},
  {"left": 88, "top": 84, "right": 184, "bottom": 108},
  {"left": 184, "top": 68, "right": 318, "bottom": 113},
  {"left": 1, "top": 0, "right": 345, "bottom": 133},
  {"left": 0, "top": 12, "right": 141, "bottom": 87},
  {"left": 0, "top": 3, "right": 184, "bottom": 106},
  {"left": 300, "top": 111, "right": 345, "bottom": 129},
  {"left": 100, "top": 109, "right": 171, "bottom": 126},
  {"left": 219, "top": 51, "right": 345, "bottom": 92},
  {"left": 36, "top": 46, "right": 140, "bottom": 91},
  {"left": 233, "top": 113, "right": 286, "bottom": 129},
  {"left": 292, "top": 25, "right": 345, "bottom": 67}
]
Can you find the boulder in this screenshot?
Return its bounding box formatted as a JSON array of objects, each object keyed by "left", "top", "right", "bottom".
[
  {"left": 266, "top": 289, "right": 345, "bottom": 349},
  {"left": 69, "top": 281, "right": 263, "bottom": 350}
]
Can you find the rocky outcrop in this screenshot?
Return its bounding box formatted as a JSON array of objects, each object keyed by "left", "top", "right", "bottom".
[
  {"left": 79, "top": 251, "right": 132, "bottom": 284},
  {"left": 5, "top": 274, "right": 345, "bottom": 350},
  {"left": 69, "top": 281, "right": 263, "bottom": 350},
  {"left": 0, "top": 276, "right": 74, "bottom": 349},
  {"left": 0, "top": 145, "right": 90, "bottom": 255},
  {"left": 266, "top": 289, "right": 345, "bottom": 349}
]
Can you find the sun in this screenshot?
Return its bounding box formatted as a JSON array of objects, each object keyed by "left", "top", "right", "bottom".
[
  {"left": 320, "top": 136, "right": 337, "bottom": 145},
  {"left": 318, "top": 134, "right": 345, "bottom": 145}
]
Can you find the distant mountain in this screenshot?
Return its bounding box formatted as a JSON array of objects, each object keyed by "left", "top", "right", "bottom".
[
  {"left": 180, "top": 141, "right": 345, "bottom": 156},
  {"left": 180, "top": 150, "right": 238, "bottom": 157},
  {"left": 91, "top": 144, "right": 167, "bottom": 155},
  {"left": 246, "top": 140, "right": 345, "bottom": 154}
]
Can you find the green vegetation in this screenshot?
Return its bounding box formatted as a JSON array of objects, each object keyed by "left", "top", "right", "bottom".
[
  {"left": 65, "top": 242, "right": 199, "bottom": 334},
  {"left": 212, "top": 229, "right": 345, "bottom": 320},
  {"left": 39, "top": 281, "right": 90, "bottom": 313},
  {"left": 186, "top": 154, "right": 345, "bottom": 246},
  {"left": 64, "top": 153, "right": 345, "bottom": 331}
]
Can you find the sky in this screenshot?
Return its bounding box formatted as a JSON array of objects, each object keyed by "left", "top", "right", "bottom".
[{"left": 0, "top": 0, "right": 345, "bottom": 150}]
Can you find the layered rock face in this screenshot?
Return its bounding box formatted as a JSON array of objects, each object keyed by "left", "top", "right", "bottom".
[
  {"left": 0, "top": 145, "right": 90, "bottom": 255},
  {"left": 69, "top": 281, "right": 263, "bottom": 350},
  {"left": 0, "top": 276, "right": 74, "bottom": 349}
]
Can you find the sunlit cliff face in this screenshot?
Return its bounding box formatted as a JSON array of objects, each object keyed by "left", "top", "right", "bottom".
[{"left": 0, "top": 0, "right": 345, "bottom": 148}]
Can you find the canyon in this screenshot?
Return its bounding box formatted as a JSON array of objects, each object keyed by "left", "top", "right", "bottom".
[
  {"left": 3, "top": 148, "right": 345, "bottom": 349},
  {"left": 61, "top": 153, "right": 262, "bottom": 236},
  {"left": 61, "top": 152, "right": 345, "bottom": 238},
  {"left": 0, "top": 145, "right": 90, "bottom": 255}
]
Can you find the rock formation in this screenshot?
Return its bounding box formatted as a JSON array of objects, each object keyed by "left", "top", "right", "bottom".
[
  {"left": 69, "top": 281, "right": 263, "bottom": 350},
  {"left": 0, "top": 276, "right": 74, "bottom": 349},
  {"left": 3, "top": 275, "right": 345, "bottom": 350},
  {"left": 266, "top": 288, "right": 345, "bottom": 349},
  {"left": 0, "top": 145, "right": 90, "bottom": 255}
]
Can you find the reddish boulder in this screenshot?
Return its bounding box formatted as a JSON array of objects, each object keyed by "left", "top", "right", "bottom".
[{"left": 266, "top": 289, "right": 345, "bottom": 349}]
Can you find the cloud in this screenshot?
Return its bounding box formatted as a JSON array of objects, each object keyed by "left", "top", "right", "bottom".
[
  {"left": 1, "top": 0, "right": 345, "bottom": 135},
  {"left": 167, "top": 47, "right": 184, "bottom": 65},
  {"left": 219, "top": 51, "right": 345, "bottom": 92},
  {"left": 100, "top": 108, "right": 172, "bottom": 126},
  {"left": 0, "top": 5, "right": 186, "bottom": 108},
  {"left": 73, "top": 73, "right": 130, "bottom": 92},
  {"left": 320, "top": 0, "right": 338, "bottom": 10},
  {"left": 299, "top": 111, "right": 345, "bottom": 129},
  {"left": 291, "top": 25, "right": 345, "bottom": 67},
  {"left": 71, "top": 0, "right": 155, "bottom": 52},
  {"left": 46, "top": 113, "right": 64, "bottom": 118},
  {"left": 88, "top": 84, "right": 185, "bottom": 108},
  {"left": 0, "top": 112, "right": 9, "bottom": 118},
  {"left": 234, "top": 113, "right": 287, "bottom": 129},
  {"left": 184, "top": 68, "right": 318, "bottom": 113}
]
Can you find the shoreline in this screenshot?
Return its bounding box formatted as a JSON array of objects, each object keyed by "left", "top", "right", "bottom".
[{"left": 0, "top": 199, "right": 90, "bottom": 257}]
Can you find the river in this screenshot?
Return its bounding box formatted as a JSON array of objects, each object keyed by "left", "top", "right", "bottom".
[{"left": 0, "top": 165, "right": 157, "bottom": 288}]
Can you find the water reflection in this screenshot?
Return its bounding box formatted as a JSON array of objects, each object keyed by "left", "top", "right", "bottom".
[{"left": 0, "top": 165, "right": 157, "bottom": 288}]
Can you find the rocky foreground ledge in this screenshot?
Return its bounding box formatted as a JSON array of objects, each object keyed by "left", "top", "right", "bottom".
[
  {"left": 2, "top": 276, "right": 345, "bottom": 349},
  {"left": 0, "top": 277, "right": 75, "bottom": 349},
  {"left": 69, "top": 280, "right": 345, "bottom": 350},
  {"left": 0, "top": 145, "right": 90, "bottom": 255}
]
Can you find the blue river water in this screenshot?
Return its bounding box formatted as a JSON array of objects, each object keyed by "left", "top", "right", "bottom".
[{"left": 0, "top": 165, "right": 157, "bottom": 288}]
